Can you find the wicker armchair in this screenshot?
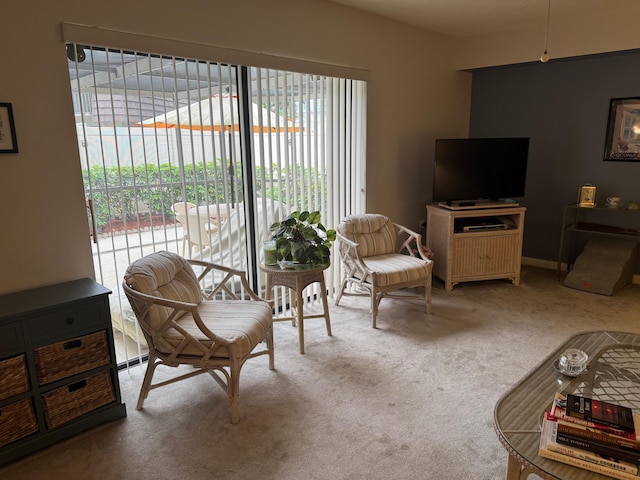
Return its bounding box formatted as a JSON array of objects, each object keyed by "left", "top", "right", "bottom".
[
  {"left": 335, "top": 214, "right": 433, "bottom": 328},
  {"left": 122, "top": 250, "right": 274, "bottom": 424}
]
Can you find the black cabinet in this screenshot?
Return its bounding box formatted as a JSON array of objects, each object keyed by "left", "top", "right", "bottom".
[{"left": 0, "top": 278, "right": 126, "bottom": 465}]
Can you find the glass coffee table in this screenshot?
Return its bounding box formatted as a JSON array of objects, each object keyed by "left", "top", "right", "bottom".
[{"left": 494, "top": 331, "right": 640, "bottom": 479}]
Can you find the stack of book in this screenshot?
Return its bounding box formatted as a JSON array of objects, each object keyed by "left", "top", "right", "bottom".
[{"left": 539, "top": 392, "right": 640, "bottom": 480}]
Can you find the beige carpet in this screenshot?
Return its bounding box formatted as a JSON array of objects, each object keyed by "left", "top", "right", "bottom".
[{"left": 2, "top": 266, "right": 639, "bottom": 480}]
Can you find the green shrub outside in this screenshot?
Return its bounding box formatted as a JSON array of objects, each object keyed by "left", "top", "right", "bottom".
[{"left": 83, "top": 160, "right": 324, "bottom": 231}]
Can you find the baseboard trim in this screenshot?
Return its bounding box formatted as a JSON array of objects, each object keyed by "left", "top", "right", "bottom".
[{"left": 521, "top": 256, "right": 640, "bottom": 285}]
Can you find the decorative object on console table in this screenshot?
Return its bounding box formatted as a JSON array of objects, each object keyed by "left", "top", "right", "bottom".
[
  {"left": 607, "top": 196, "right": 623, "bottom": 208},
  {"left": 0, "top": 103, "right": 18, "bottom": 154},
  {"left": 0, "top": 278, "right": 126, "bottom": 466},
  {"left": 578, "top": 184, "right": 597, "bottom": 207},
  {"left": 604, "top": 97, "right": 640, "bottom": 162}
]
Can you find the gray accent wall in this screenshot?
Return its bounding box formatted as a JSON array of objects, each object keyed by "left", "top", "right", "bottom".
[{"left": 469, "top": 51, "right": 640, "bottom": 272}]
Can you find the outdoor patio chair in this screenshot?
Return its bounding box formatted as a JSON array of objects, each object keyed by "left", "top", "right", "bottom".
[
  {"left": 172, "top": 202, "right": 196, "bottom": 256},
  {"left": 122, "top": 250, "right": 274, "bottom": 424},
  {"left": 335, "top": 213, "right": 433, "bottom": 328},
  {"left": 172, "top": 202, "right": 218, "bottom": 257}
]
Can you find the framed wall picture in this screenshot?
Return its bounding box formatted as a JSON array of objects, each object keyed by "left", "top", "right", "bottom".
[
  {"left": 0, "top": 103, "right": 18, "bottom": 154},
  {"left": 604, "top": 97, "right": 640, "bottom": 161}
]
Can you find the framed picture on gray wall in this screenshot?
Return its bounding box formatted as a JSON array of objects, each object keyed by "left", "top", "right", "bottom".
[
  {"left": 0, "top": 103, "right": 18, "bottom": 154},
  {"left": 604, "top": 97, "right": 640, "bottom": 161}
]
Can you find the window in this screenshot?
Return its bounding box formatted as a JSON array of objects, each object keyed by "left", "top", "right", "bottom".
[{"left": 66, "top": 40, "right": 366, "bottom": 366}]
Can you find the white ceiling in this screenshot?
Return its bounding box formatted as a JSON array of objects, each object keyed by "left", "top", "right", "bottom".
[{"left": 326, "top": 0, "right": 592, "bottom": 38}]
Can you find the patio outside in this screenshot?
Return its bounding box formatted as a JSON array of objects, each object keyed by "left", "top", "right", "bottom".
[{"left": 92, "top": 221, "right": 185, "bottom": 364}]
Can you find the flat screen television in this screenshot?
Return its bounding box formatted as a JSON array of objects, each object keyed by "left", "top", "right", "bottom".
[{"left": 432, "top": 137, "right": 529, "bottom": 205}]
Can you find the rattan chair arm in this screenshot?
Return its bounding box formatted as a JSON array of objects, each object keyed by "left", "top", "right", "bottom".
[
  {"left": 188, "top": 308, "right": 233, "bottom": 347},
  {"left": 188, "top": 258, "right": 245, "bottom": 277},
  {"left": 393, "top": 223, "right": 433, "bottom": 263},
  {"left": 336, "top": 231, "right": 371, "bottom": 277},
  {"left": 123, "top": 281, "right": 233, "bottom": 348},
  {"left": 122, "top": 281, "right": 200, "bottom": 312},
  {"left": 187, "top": 258, "right": 269, "bottom": 303},
  {"left": 336, "top": 231, "right": 359, "bottom": 250}
]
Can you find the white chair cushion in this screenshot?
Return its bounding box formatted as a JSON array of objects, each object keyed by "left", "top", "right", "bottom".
[
  {"left": 162, "top": 300, "right": 273, "bottom": 358},
  {"left": 361, "top": 254, "right": 431, "bottom": 287},
  {"left": 124, "top": 251, "right": 202, "bottom": 329},
  {"left": 338, "top": 214, "right": 396, "bottom": 257}
]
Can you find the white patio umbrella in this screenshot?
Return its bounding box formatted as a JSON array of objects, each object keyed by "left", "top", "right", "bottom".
[{"left": 139, "top": 93, "right": 300, "bottom": 133}]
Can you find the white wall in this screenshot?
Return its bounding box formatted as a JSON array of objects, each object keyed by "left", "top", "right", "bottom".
[
  {"left": 0, "top": 0, "right": 469, "bottom": 293},
  {"left": 455, "top": 1, "right": 640, "bottom": 69}
]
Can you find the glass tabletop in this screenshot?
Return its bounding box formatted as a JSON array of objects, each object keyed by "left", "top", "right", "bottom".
[{"left": 494, "top": 331, "right": 640, "bottom": 480}]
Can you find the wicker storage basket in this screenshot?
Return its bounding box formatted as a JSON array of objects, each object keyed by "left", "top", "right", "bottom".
[
  {"left": 0, "top": 398, "right": 38, "bottom": 447},
  {"left": 42, "top": 370, "right": 115, "bottom": 429},
  {"left": 0, "top": 355, "right": 30, "bottom": 402},
  {"left": 34, "top": 330, "right": 111, "bottom": 385}
]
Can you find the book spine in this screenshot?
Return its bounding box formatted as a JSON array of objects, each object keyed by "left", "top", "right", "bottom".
[
  {"left": 543, "top": 416, "right": 640, "bottom": 477},
  {"left": 539, "top": 447, "right": 640, "bottom": 480},
  {"left": 557, "top": 422, "right": 640, "bottom": 451},
  {"left": 552, "top": 405, "right": 637, "bottom": 439},
  {"left": 566, "top": 394, "right": 636, "bottom": 432},
  {"left": 556, "top": 431, "right": 640, "bottom": 465},
  {"left": 546, "top": 441, "right": 639, "bottom": 475}
]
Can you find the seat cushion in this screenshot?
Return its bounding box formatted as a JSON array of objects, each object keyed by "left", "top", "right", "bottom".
[
  {"left": 361, "top": 254, "right": 431, "bottom": 287},
  {"left": 124, "top": 251, "right": 202, "bottom": 328},
  {"left": 338, "top": 214, "right": 396, "bottom": 257},
  {"left": 161, "top": 300, "right": 273, "bottom": 359}
]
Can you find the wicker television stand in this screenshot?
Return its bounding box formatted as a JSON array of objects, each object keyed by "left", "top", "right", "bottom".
[{"left": 426, "top": 203, "right": 526, "bottom": 291}]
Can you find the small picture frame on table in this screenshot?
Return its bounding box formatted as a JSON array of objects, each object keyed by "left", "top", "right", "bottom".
[
  {"left": 0, "top": 103, "right": 18, "bottom": 154},
  {"left": 603, "top": 97, "right": 640, "bottom": 161},
  {"left": 577, "top": 184, "right": 596, "bottom": 207}
]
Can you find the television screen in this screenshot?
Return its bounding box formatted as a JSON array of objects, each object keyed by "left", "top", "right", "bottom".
[{"left": 432, "top": 137, "right": 529, "bottom": 204}]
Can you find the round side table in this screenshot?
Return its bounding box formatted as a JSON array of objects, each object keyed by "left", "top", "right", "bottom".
[{"left": 260, "top": 263, "right": 332, "bottom": 354}]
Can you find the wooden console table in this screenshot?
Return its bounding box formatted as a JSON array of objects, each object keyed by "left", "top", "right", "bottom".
[
  {"left": 260, "top": 263, "right": 332, "bottom": 354},
  {"left": 556, "top": 204, "right": 640, "bottom": 278}
]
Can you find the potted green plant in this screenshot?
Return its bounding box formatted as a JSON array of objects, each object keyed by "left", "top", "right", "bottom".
[{"left": 270, "top": 211, "right": 336, "bottom": 266}]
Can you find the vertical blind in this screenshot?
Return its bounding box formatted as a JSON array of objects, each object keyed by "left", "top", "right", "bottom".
[{"left": 67, "top": 43, "right": 366, "bottom": 367}]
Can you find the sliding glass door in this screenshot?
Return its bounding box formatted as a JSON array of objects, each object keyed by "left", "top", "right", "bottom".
[{"left": 66, "top": 43, "right": 366, "bottom": 366}]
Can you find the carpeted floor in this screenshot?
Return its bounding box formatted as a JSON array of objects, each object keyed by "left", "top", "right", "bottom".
[{"left": 2, "top": 266, "right": 639, "bottom": 480}]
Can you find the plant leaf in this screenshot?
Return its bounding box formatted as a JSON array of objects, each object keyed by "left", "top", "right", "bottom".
[{"left": 307, "top": 211, "right": 321, "bottom": 224}]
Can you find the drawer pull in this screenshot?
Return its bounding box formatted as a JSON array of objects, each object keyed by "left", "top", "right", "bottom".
[
  {"left": 68, "top": 380, "right": 87, "bottom": 393},
  {"left": 63, "top": 339, "right": 82, "bottom": 350},
  {"left": 66, "top": 318, "right": 75, "bottom": 325}
]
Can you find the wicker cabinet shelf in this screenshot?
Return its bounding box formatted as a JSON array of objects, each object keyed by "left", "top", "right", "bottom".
[
  {"left": 426, "top": 204, "right": 526, "bottom": 291},
  {"left": 0, "top": 278, "right": 126, "bottom": 465}
]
